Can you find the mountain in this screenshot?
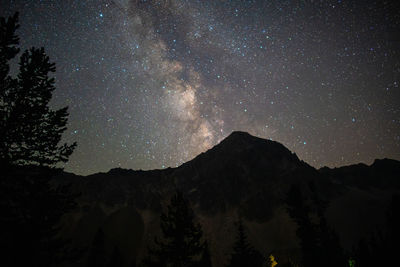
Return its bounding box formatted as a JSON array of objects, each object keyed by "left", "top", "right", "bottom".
[
  {"left": 59, "top": 131, "right": 320, "bottom": 213},
  {"left": 55, "top": 131, "right": 400, "bottom": 266},
  {"left": 170, "top": 131, "right": 321, "bottom": 219},
  {"left": 319, "top": 158, "right": 400, "bottom": 189}
]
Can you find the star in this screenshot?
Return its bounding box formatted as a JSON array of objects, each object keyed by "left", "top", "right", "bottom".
[{"left": 1, "top": 0, "right": 398, "bottom": 174}]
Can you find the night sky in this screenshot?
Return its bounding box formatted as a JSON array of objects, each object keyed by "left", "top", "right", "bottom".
[{"left": 2, "top": 0, "right": 399, "bottom": 175}]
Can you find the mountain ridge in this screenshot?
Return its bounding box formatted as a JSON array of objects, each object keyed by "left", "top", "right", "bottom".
[
  {"left": 57, "top": 131, "right": 400, "bottom": 218},
  {"left": 73, "top": 131, "right": 398, "bottom": 178},
  {"left": 51, "top": 131, "right": 400, "bottom": 266}
]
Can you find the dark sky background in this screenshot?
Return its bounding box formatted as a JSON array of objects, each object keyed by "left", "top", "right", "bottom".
[{"left": 2, "top": 0, "right": 399, "bottom": 175}]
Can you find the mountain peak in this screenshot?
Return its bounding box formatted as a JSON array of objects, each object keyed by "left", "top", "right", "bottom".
[
  {"left": 183, "top": 131, "right": 304, "bottom": 178},
  {"left": 227, "top": 131, "right": 253, "bottom": 138},
  {"left": 220, "top": 131, "right": 271, "bottom": 147},
  {"left": 217, "top": 131, "right": 293, "bottom": 157},
  {"left": 224, "top": 131, "right": 265, "bottom": 142}
]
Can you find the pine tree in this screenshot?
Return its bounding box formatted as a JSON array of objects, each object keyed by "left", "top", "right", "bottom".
[
  {"left": 0, "top": 12, "right": 77, "bottom": 266},
  {"left": 107, "top": 245, "right": 124, "bottom": 267},
  {"left": 353, "top": 193, "right": 400, "bottom": 267},
  {"left": 285, "top": 184, "right": 318, "bottom": 267},
  {"left": 0, "top": 13, "right": 76, "bottom": 167},
  {"left": 143, "top": 191, "right": 209, "bottom": 267},
  {"left": 308, "top": 181, "right": 346, "bottom": 267},
  {"left": 88, "top": 228, "right": 107, "bottom": 267},
  {"left": 384, "top": 193, "right": 400, "bottom": 264},
  {"left": 225, "top": 219, "right": 264, "bottom": 267},
  {"left": 198, "top": 241, "right": 213, "bottom": 267},
  {"left": 285, "top": 182, "right": 346, "bottom": 267}
]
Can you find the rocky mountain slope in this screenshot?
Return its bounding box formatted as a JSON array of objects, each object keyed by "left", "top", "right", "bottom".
[{"left": 55, "top": 131, "right": 400, "bottom": 266}]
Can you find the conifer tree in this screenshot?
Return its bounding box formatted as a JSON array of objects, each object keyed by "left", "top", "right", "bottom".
[
  {"left": 285, "top": 184, "right": 318, "bottom": 267},
  {"left": 107, "top": 245, "right": 124, "bottom": 267},
  {"left": 88, "top": 228, "right": 107, "bottom": 267},
  {"left": 0, "top": 12, "right": 77, "bottom": 266},
  {"left": 0, "top": 13, "right": 76, "bottom": 167},
  {"left": 353, "top": 193, "right": 400, "bottom": 267},
  {"left": 285, "top": 182, "right": 346, "bottom": 267},
  {"left": 308, "top": 181, "right": 346, "bottom": 267},
  {"left": 143, "top": 191, "right": 210, "bottom": 267},
  {"left": 225, "top": 219, "right": 264, "bottom": 267},
  {"left": 198, "top": 241, "right": 213, "bottom": 267}
]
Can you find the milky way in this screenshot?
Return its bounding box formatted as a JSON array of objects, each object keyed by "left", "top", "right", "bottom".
[{"left": 2, "top": 0, "right": 399, "bottom": 175}]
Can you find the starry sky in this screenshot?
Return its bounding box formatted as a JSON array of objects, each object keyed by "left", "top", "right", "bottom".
[{"left": 2, "top": 0, "right": 399, "bottom": 175}]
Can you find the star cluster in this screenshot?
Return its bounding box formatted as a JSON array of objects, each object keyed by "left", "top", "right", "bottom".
[{"left": 2, "top": 0, "right": 399, "bottom": 175}]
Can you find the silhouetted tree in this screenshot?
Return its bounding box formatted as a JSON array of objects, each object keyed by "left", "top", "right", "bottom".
[
  {"left": 87, "top": 228, "right": 107, "bottom": 267},
  {"left": 285, "top": 182, "right": 346, "bottom": 267},
  {"left": 225, "top": 219, "right": 264, "bottom": 267},
  {"left": 107, "top": 245, "right": 124, "bottom": 267},
  {"left": 308, "top": 181, "right": 346, "bottom": 267},
  {"left": 198, "top": 241, "right": 213, "bottom": 267},
  {"left": 142, "top": 191, "right": 210, "bottom": 267},
  {"left": 0, "top": 12, "right": 77, "bottom": 266},
  {"left": 0, "top": 12, "right": 19, "bottom": 118},
  {"left": 0, "top": 13, "right": 76, "bottom": 166},
  {"left": 353, "top": 193, "right": 400, "bottom": 267},
  {"left": 384, "top": 193, "right": 400, "bottom": 263},
  {"left": 353, "top": 237, "right": 372, "bottom": 267},
  {"left": 285, "top": 184, "right": 318, "bottom": 267},
  {"left": 0, "top": 165, "right": 78, "bottom": 266}
]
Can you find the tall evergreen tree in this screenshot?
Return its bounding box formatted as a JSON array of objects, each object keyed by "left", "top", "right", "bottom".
[
  {"left": 0, "top": 12, "right": 19, "bottom": 126},
  {"left": 198, "top": 241, "right": 213, "bottom": 267},
  {"left": 285, "top": 182, "right": 346, "bottom": 267},
  {"left": 0, "top": 13, "right": 76, "bottom": 166},
  {"left": 384, "top": 193, "right": 400, "bottom": 263},
  {"left": 107, "top": 246, "right": 124, "bottom": 267},
  {"left": 0, "top": 12, "right": 77, "bottom": 266},
  {"left": 308, "top": 181, "right": 346, "bottom": 267},
  {"left": 0, "top": 164, "right": 77, "bottom": 266},
  {"left": 87, "top": 228, "right": 107, "bottom": 267},
  {"left": 142, "top": 191, "right": 210, "bottom": 267},
  {"left": 225, "top": 219, "right": 264, "bottom": 267},
  {"left": 353, "top": 193, "right": 400, "bottom": 267},
  {"left": 285, "top": 184, "right": 318, "bottom": 267}
]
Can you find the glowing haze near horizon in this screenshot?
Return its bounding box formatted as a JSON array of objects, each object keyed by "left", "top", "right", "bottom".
[{"left": 2, "top": 0, "right": 399, "bottom": 175}]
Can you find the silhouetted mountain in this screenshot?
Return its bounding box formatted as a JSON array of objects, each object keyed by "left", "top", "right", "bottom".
[
  {"left": 319, "top": 158, "right": 400, "bottom": 189},
  {"left": 58, "top": 131, "right": 324, "bottom": 220},
  {"left": 51, "top": 132, "right": 400, "bottom": 266},
  {"left": 172, "top": 131, "right": 321, "bottom": 219}
]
